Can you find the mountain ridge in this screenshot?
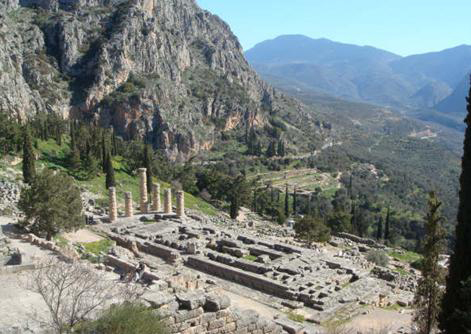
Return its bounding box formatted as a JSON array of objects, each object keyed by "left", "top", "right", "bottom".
[{"left": 246, "top": 34, "right": 471, "bottom": 115}]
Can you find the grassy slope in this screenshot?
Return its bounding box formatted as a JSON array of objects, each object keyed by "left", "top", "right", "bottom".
[{"left": 35, "top": 138, "right": 218, "bottom": 216}]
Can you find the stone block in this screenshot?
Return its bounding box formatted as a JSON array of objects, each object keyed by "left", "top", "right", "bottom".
[
  {"left": 274, "top": 319, "right": 305, "bottom": 334},
  {"left": 234, "top": 328, "right": 248, "bottom": 334},
  {"left": 177, "top": 292, "right": 207, "bottom": 310},
  {"left": 143, "top": 291, "right": 176, "bottom": 309},
  {"left": 202, "top": 312, "right": 217, "bottom": 324},
  {"left": 224, "top": 322, "right": 237, "bottom": 332},
  {"left": 175, "top": 308, "right": 204, "bottom": 323},
  {"left": 256, "top": 255, "right": 271, "bottom": 264},
  {"left": 208, "top": 318, "right": 226, "bottom": 330},
  {"left": 216, "top": 309, "right": 231, "bottom": 319},
  {"left": 204, "top": 294, "right": 231, "bottom": 312}
]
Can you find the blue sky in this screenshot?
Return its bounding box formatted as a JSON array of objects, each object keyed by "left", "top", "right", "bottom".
[{"left": 196, "top": 0, "right": 471, "bottom": 56}]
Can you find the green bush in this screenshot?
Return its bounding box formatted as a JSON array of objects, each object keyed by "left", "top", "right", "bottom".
[
  {"left": 294, "top": 216, "right": 331, "bottom": 244},
  {"left": 366, "top": 250, "right": 389, "bottom": 267},
  {"left": 77, "top": 302, "right": 166, "bottom": 334}
]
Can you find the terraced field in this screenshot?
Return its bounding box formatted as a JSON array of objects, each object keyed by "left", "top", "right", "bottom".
[{"left": 252, "top": 168, "right": 341, "bottom": 196}]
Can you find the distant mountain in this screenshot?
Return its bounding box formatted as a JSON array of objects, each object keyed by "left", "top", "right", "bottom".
[
  {"left": 245, "top": 35, "right": 471, "bottom": 116},
  {"left": 245, "top": 35, "right": 400, "bottom": 66},
  {"left": 436, "top": 74, "right": 470, "bottom": 116},
  {"left": 391, "top": 45, "right": 471, "bottom": 87}
]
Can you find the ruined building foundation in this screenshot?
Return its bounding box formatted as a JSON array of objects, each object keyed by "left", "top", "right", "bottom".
[
  {"left": 109, "top": 187, "right": 118, "bottom": 222},
  {"left": 176, "top": 191, "right": 185, "bottom": 217},
  {"left": 152, "top": 183, "right": 161, "bottom": 212},
  {"left": 124, "top": 192, "right": 133, "bottom": 218},
  {"left": 164, "top": 189, "right": 172, "bottom": 214},
  {"left": 139, "top": 168, "right": 148, "bottom": 213}
]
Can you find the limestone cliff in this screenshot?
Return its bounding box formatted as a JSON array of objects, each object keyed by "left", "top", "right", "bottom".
[{"left": 0, "top": 0, "right": 308, "bottom": 159}]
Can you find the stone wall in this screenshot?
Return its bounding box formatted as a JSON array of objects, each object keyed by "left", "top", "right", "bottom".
[
  {"left": 336, "top": 233, "right": 384, "bottom": 249},
  {"left": 107, "top": 233, "right": 181, "bottom": 264},
  {"left": 187, "top": 256, "right": 297, "bottom": 300},
  {"left": 143, "top": 290, "right": 284, "bottom": 334}
]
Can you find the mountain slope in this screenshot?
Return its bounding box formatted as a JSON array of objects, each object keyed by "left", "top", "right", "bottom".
[
  {"left": 0, "top": 0, "right": 461, "bottom": 225},
  {"left": 246, "top": 35, "right": 471, "bottom": 111},
  {"left": 391, "top": 45, "right": 471, "bottom": 88},
  {"left": 1, "top": 0, "right": 328, "bottom": 160},
  {"left": 436, "top": 74, "right": 470, "bottom": 116}
]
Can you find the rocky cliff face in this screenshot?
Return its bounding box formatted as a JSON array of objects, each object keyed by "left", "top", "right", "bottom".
[{"left": 0, "top": 0, "right": 298, "bottom": 159}]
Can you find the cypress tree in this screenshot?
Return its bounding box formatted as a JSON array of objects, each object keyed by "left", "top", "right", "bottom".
[
  {"left": 439, "top": 78, "right": 471, "bottom": 333},
  {"left": 252, "top": 189, "right": 257, "bottom": 212},
  {"left": 376, "top": 215, "right": 383, "bottom": 240},
  {"left": 277, "top": 140, "right": 285, "bottom": 157},
  {"left": 266, "top": 141, "right": 276, "bottom": 158},
  {"left": 247, "top": 128, "right": 257, "bottom": 155},
  {"left": 22, "top": 127, "right": 36, "bottom": 185},
  {"left": 69, "top": 142, "right": 81, "bottom": 171},
  {"left": 415, "top": 192, "right": 446, "bottom": 334},
  {"left": 350, "top": 203, "right": 357, "bottom": 234},
  {"left": 384, "top": 206, "right": 391, "bottom": 241},
  {"left": 104, "top": 151, "right": 115, "bottom": 190},
  {"left": 101, "top": 132, "right": 107, "bottom": 172},
  {"left": 292, "top": 187, "right": 297, "bottom": 214},
  {"left": 284, "top": 184, "right": 289, "bottom": 217}
]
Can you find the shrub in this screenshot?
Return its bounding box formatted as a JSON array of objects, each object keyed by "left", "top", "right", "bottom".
[
  {"left": 78, "top": 302, "right": 166, "bottom": 334},
  {"left": 366, "top": 250, "right": 389, "bottom": 267},
  {"left": 294, "top": 216, "right": 331, "bottom": 244}
]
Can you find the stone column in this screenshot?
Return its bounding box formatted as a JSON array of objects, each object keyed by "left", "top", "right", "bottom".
[
  {"left": 124, "top": 192, "right": 133, "bottom": 218},
  {"left": 109, "top": 187, "right": 118, "bottom": 222},
  {"left": 164, "top": 188, "right": 172, "bottom": 214},
  {"left": 176, "top": 191, "right": 185, "bottom": 217},
  {"left": 138, "top": 168, "right": 148, "bottom": 213},
  {"left": 152, "top": 183, "right": 161, "bottom": 212}
]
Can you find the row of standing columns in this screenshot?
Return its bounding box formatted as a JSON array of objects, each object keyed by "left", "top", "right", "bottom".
[{"left": 108, "top": 168, "right": 185, "bottom": 222}]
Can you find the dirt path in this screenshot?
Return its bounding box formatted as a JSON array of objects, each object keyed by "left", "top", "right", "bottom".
[
  {"left": 63, "top": 229, "right": 103, "bottom": 243},
  {"left": 222, "top": 290, "right": 279, "bottom": 319},
  {"left": 345, "top": 308, "right": 413, "bottom": 332}
]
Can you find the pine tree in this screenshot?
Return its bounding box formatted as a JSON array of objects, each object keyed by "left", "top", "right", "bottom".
[
  {"left": 439, "top": 78, "right": 471, "bottom": 333},
  {"left": 22, "top": 127, "right": 36, "bottom": 184},
  {"left": 18, "top": 169, "right": 83, "bottom": 240},
  {"left": 104, "top": 151, "right": 115, "bottom": 190},
  {"left": 284, "top": 184, "right": 289, "bottom": 217},
  {"left": 384, "top": 206, "right": 391, "bottom": 241},
  {"left": 376, "top": 215, "right": 383, "bottom": 240},
  {"left": 143, "top": 144, "right": 153, "bottom": 195},
  {"left": 415, "top": 192, "right": 446, "bottom": 334}
]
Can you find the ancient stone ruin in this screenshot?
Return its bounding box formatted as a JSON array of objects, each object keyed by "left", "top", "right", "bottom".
[
  {"left": 124, "top": 192, "right": 133, "bottom": 218},
  {"left": 108, "top": 187, "right": 117, "bottom": 222},
  {"left": 98, "top": 173, "right": 416, "bottom": 333},
  {"left": 139, "top": 168, "right": 148, "bottom": 213}
]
